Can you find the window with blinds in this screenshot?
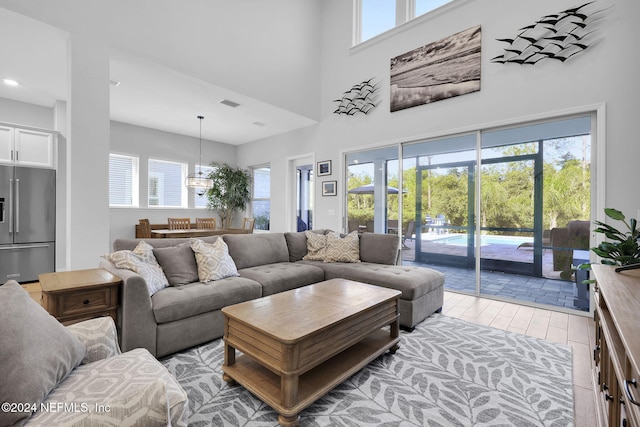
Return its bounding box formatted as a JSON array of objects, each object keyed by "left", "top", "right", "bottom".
[
  {"left": 109, "top": 153, "right": 139, "bottom": 207},
  {"left": 252, "top": 166, "right": 271, "bottom": 230},
  {"left": 148, "top": 158, "right": 187, "bottom": 207}
]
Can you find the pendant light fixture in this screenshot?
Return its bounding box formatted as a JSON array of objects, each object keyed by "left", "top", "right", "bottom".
[{"left": 185, "top": 115, "right": 214, "bottom": 196}]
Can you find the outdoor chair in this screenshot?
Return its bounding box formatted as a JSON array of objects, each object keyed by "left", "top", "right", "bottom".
[{"left": 403, "top": 220, "right": 416, "bottom": 248}]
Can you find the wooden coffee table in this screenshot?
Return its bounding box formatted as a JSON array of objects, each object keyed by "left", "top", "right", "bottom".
[{"left": 221, "top": 278, "right": 401, "bottom": 427}]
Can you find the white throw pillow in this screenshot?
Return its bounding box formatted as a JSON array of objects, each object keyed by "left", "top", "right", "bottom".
[
  {"left": 102, "top": 241, "right": 169, "bottom": 296},
  {"left": 324, "top": 231, "right": 361, "bottom": 263},
  {"left": 190, "top": 238, "right": 240, "bottom": 282}
]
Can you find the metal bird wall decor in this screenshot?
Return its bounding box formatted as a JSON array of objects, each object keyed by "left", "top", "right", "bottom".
[
  {"left": 491, "top": 1, "right": 610, "bottom": 65},
  {"left": 333, "top": 78, "right": 379, "bottom": 115}
]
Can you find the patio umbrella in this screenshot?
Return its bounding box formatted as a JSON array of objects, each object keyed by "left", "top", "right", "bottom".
[{"left": 348, "top": 184, "right": 404, "bottom": 194}]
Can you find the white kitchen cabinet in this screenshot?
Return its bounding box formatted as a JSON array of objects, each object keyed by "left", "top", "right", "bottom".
[
  {"left": 0, "top": 125, "right": 55, "bottom": 168},
  {"left": 0, "top": 126, "right": 14, "bottom": 163}
]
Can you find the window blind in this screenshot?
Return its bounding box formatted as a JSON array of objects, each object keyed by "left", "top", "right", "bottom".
[{"left": 109, "top": 154, "right": 138, "bottom": 207}]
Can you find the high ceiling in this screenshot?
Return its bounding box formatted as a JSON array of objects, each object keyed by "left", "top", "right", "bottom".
[{"left": 0, "top": 1, "right": 321, "bottom": 145}]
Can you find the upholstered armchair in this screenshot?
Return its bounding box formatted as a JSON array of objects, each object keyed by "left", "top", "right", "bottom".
[
  {"left": 550, "top": 220, "right": 591, "bottom": 277},
  {"left": 0, "top": 281, "right": 188, "bottom": 427}
]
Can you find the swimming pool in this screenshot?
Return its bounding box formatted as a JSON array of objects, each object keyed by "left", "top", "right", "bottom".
[{"left": 431, "top": 234, "right": 533, "bottom": 247}]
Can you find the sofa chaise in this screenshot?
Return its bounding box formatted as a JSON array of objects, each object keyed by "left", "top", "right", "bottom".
[{"left": 100, "top": 231, "right": 445, "bottom": 358}]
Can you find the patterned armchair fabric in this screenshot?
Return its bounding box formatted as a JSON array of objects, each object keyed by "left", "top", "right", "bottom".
[
  {"left": 25, "top": 318, "right": 188, "bottom": 427},
  {"left": 66, "top": 316, "right": 121, "bottom": 364}
]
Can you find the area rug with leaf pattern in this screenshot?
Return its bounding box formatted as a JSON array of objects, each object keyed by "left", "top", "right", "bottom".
[{"left": 161, "top": 314, "right": 573, "bottom": 427}]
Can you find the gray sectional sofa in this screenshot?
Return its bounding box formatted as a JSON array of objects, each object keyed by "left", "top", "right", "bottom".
[{"left": 100, "top": 231, "right": 444, "bottom": 358}]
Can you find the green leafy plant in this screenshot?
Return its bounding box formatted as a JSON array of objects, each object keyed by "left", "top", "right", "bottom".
[
  {"left": 206, "top": 163, "right": 251, "bottom": 228},
  {"left": 591, "top": 208, "right": 640, "bottom": 266}
]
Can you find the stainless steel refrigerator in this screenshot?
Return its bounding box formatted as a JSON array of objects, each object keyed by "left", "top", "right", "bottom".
[{"left": 0, "top": 165, "right": 55, "bottom": 283}]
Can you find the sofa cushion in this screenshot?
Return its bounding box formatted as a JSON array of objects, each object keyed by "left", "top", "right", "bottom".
[
  {"left": 284, "top": 230, "right": 326, "bottom": 262},
  {"left": 324, "top": 231, "right": 360, "bottom": 263},
  {"left": 238, "top": 262, "right": 326, "bottom": 296},
  {"left": 151, "top": 277, "right": 262, "bottom": 324},
  {"left": 0, "top": 281, "right": 86, "bottom": 427},
  {"left": 223, "top": 233, "right": 289, "bottom": 270},
  {"left": 153, "top": 242, "right": 199, "bottom": 286},
  {"left": 113, "top": 237, "right": 219, "bottom": 252},
  {"left": 300, "top": 261, "right": 444, "bottom": 300},
  {"left": 358, "top": 232, "right": 400, "bottom": 265},
  {"left": 190, "top": 238, "right": 240, "bottom": 281},
  {"left": 26, "top": 348, "right": 188, "bottom": 427},
  {"left": 103, "top": 241, "right": 169, "bottom": 295}
]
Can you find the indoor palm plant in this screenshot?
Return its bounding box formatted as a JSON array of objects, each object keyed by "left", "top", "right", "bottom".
[
  {"left": 591, "top": 208, "right": 640, "bottom": 270},
  {"left": 206, "top": 163, "right": 251, "bottom": 228}
]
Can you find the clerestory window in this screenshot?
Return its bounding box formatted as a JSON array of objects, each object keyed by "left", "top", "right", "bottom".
[{"left": 355, "top": 0, "right": 454, "bottom": 44}]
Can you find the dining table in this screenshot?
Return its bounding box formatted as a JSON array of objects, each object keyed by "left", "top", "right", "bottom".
[{"left": 150, "top": 228, "right": 250, "bottom": 238}]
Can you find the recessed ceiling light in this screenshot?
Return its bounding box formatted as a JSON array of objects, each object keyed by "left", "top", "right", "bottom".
[
  {"left": 3, "top": 79, "right": 19, "bottom": 87},
  {"left": 109, "top": 79, "right": 121, "bottom": 87}
]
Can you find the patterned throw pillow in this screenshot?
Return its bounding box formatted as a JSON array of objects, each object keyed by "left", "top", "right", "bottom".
[
  {"left": 302, "top": 230, "right": 328, "bottom": 261},
  {"left": 190, "top": 238, "right": 240, "bottom": 282},
  {"left": 324, "top": 231, "right": 361, "bottom": 263},
  {"left": 102, "top": 241, "right": 169, "bottom": 296}
]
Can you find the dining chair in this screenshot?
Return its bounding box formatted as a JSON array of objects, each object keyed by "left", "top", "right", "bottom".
[
  {"left": 196, "top": 217, "right": 216, "bottom": 229},
  {"left": 138, "top": 218, "right": 152, "bottom": 238},
  {"left": 241, "top": 217, "right": 255, "bottom": 233},
  {"left": 167, "top": 218, "right": 191, "bottom": 230}
]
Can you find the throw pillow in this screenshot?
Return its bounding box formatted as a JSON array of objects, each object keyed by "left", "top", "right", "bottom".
[
  {"left": 190, "top": 238, "right": 240, "bottom": 282},
  {"left": 0, "top": 281, "right": 86, "bottom": 427},
  {"left": 324, "top": 231, "right": 361, "bottom": 263},
  {"left": 302, "top": 230, "right": 328, "bottom": 261},
  {"left": 153, "top": 243, "right": 199, "bottom": 286},
  {"left": 102, "top": 241, "right": 169, "bottom": 295}
]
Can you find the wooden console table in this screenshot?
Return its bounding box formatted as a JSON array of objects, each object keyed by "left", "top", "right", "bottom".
[
  {"left": 591, "top": 264, "right": 640, "bottom": 426},
  {"left": 39, "top": 268, "right": 122, "bottom": 325}
]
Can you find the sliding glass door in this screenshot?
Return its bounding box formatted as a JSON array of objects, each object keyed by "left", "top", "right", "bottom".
[
  {"left": 347, "top": 114, "right": 594, "bottom": 313},
  {"left": 403, "top": 134, "right": 476, "bottom": 272},
  {"left": 346, "top": 146, "right": 399, "bottom": 235}
]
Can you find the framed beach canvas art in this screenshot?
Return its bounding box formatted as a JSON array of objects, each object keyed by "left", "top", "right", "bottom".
[{"left": 390, "top": 26, "right": 481, "bottom": 112}]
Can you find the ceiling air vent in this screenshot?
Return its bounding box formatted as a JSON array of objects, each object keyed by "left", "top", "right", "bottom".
[{"left": 220, "top": 99, "right": 240, "bottom": 108}]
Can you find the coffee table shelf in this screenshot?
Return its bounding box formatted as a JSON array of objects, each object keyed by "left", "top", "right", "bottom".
[
  {"left": 224, "top": 328, "right": 398, "bottom": 416},
  {"left": 222, "top": 279, "right": 401, "bottom": 427}
]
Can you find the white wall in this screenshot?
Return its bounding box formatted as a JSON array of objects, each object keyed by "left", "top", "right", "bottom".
[
  {"left": 108, "top": 121, "right": 237, "bottom": 246},
  {"left": 0, "top": 97, "right": 52, "bottom": 129},
  {"left": 237, "top": 0, "right": 640, "bottom": 232}
]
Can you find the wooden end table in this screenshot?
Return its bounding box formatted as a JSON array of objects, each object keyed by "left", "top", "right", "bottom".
[
  {"left": 39, "top": 268, "right": 122, "bottom": 325},
  {"left": 221, "top": 278, "right": 401, "bottom": 427}
]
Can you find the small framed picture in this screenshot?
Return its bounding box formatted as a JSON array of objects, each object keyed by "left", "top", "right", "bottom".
[
  {"left": 322, "top": 180, "right": 337, "bottom": 196},
  {"left": 317, "top": 160, "right": 332, "bottom": 176}
]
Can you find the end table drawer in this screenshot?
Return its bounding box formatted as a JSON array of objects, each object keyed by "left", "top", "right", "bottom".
[{"left": 58, "top": 288, "right": 115, "bottom": 317}]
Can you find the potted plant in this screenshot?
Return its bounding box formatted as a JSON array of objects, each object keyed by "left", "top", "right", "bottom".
[
  {"left": 205, "top": 163, "right": 251, "bottom": 228},
  {"left": 591, "top": 208, "right": 640, "bottom": 271}
]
